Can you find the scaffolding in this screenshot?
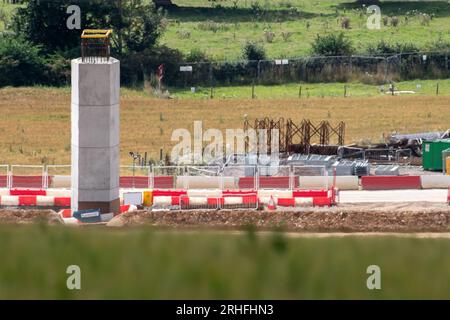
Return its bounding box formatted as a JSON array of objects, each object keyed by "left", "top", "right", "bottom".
[
  {"left": 81, "top": 29, "right": 112, "bottom": 63},
  {"left": 244, "top": 117, "right": 345, "bottom": 154}
]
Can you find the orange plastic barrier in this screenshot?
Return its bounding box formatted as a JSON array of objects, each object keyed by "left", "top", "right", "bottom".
[
  {"left": 153, "top": 176, "right": 174, "bottom": 189},
  {"left": 119, "top": 176, "right": 149, "bottom": 188},
  {"left": 11, "top": 175, "right": 50, "bottom": 189},
  {"left": 293, "top": 190, "right": 328, "bottom": 198},
  {"left": 10, "top": 189, "right": 46, "bottom": 196},
  {"left": 361, "top": 176, "right": 421, "bottom": 190}
]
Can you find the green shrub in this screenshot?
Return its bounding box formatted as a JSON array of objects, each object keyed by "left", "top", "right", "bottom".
[
  {"left": 186, "top": 48, "right": 209, "bottom": 63},
  {"left": 281, "top": 31, "right": 293, "bottom": 42},
  {"left": 0, "top": 34, "right": 47, "bottom": 87},
  {"left": 120, "top": 45, "right": 184, "bottom": 87},
  {"left": 427, "top": 39, "right": 450, "bottom": 52},
  {"left": 341, "top": 17, "right": 350, "bottom": 29},
  {"left": 45, "top": 52, "right": 71, "bottom": 86},
  {"left": 366, "top": 40, "right": 420, "bottom": 55},
  {"left": 310, "top": 32, "right": 354, "bottom": 56},
  {"left": 390, "top": 16, "right": 400, "bottom": 27},
  {"left": 263, "top": 30, "right": 275, "bottom": 43},
  {"left": 242, "top": 41, "right": 266, "bottom": 61},
  {"left": 197, "top": 20, "right": 229, "bottom": 33}
]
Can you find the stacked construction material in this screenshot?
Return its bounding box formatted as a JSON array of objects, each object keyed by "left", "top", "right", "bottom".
[
  {"left": 374, "top": 165, "right": 400, "bottom": 176},
  {"left": 305, "top": 155, "right": 335, "bottom": 167},
  {"left": 330, "top": 160, "right": 354, "bottom": 176},
  {"left": 353, "top": 161, "right": 370, "bottom": 176},
  {"left": 286, "top": 154, "right": 370, "bottom": 177}
]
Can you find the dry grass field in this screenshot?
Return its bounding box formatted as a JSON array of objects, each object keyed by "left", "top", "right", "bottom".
[{"left": 0, "top": 87, "right": 449, "bottom": 165}]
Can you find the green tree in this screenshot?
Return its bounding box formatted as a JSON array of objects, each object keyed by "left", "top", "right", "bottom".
[
  {"left": 13, "top": 0, "right": 166, "bottom": 55},
  {"left": 311, "top": 32, "right": 354, "bottom": 56},
  {"left": 12, "top": 0, "right": 81, "bottom": 53},
  {"left": 242, "top": 41, "right": 266, "bottom": 61},
  {"left": 0, "top": 34, "right": 47, "bottom": 87}
]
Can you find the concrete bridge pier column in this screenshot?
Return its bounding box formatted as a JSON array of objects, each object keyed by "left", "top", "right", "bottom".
[{"left": 71, "top": 57, "right": 120, "bottom": 214}]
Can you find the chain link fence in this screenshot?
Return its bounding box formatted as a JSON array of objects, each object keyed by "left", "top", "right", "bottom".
[{"left": 169, "top": 51, "right": 449, "bottom": 89}]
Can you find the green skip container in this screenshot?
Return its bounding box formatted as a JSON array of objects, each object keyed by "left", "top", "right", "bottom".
[{"left": 422, "top": 139, "right": 450, "bottom": 171}]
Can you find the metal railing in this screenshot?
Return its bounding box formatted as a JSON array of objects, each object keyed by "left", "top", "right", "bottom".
[
  {"left": 171, "top": 51, "right": 450, "bottom": 89},
  {"left": 0, "top": 164, "right": 332, "bottom": 190}
]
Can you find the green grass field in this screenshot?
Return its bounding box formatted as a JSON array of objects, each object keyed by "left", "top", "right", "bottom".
[
  {"left": 1, "top": 225, "right": 450, "bottom": 299},
  {"left": 161, "top": 0, "right": 450, "bottom": 60},
  {"left": 0, "top": 1, "right": 22, "bottom": 31},
  {"left": 2, "top": 1, "right": 450, "bottom": 60},
  {"left": 169, "top": 78, "right": 450, "bottom": 99}
]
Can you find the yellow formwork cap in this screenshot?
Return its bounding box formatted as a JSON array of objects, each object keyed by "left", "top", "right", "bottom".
[{"left": 81, "top": 29, "right": 113, "bottom": 39}]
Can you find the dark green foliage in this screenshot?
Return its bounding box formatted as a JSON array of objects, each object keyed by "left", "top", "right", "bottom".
[
  {"left": 121, "top": 45, "right": 184, "bottom": 87},
  {"left": 185, "top": 48, "right": 209, "bottom": 63},
  {"left": 12, "top": 0, "right": 80, "bottom": 54},
  {"left": 12, "top": 0, "right": 166, "bottom": 55},
  {"left": 366, "top": 40, "right": 420, "bottom": 55},
  {"left": 311, "top": 32, "right": 354, "bottom": 56},
  {"left": 3, "top": 0, "right": 168, "bottom": 87},
  {"left": 242, "top": 41, "right": 266, "bottom": 61},
  {"left": 0, "top": 34, "right": 47, "bottom": 87}
]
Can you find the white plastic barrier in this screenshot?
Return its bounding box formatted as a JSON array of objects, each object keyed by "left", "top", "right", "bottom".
[
  {"left": 187, "top": 189, "right": 222, "bottom": 197},
  {"left": 298, "top": 176, "right": 359, "bottom": 190},
  {"left": 50, "top": 175, "right": 71, "bottom": 188},
  {"left": 0, "top": 196, "right": 19, "bottom": 206},
  {"left": 36, "top": 196, "right": 55, "bottom": 206},
  {"left": 46, "top": 189, "right": 71, "bottom": 197},
  {"left": 295, "top": 197, "right": 314, "bottom": 206},
  {"left": 257, "top": 190, "right": 293, "bottom": 199},
  {"left": 188, "top": 197, "right": 208, "bottom": 206},
  {"left": 224, "top": 197, "right": 243, "bottom": 205},
  {"left": 257, "top": 196, "right": 314, "bottom": 206},
  {"left": 176, "top": 176, "right": 236, "bottom": 189},
  {"left": 420, "top": 175, "right": 450, "bottom": 189},
  {"left": 152, "top": 196, "right": 173, "bottom": 206},
  {"left": 0, "top": 188, "right": 9, "bottom": 196}
]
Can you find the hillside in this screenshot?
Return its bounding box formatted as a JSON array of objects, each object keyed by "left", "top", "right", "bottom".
[
  {"left": 1, "top": 1, "right": 449, "bottom": 60},
  {"left": 160, "top": 0, "right": 450, "bottom": 60}
]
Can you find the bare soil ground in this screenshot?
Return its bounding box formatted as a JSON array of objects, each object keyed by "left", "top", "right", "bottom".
[
  {"left": 107, "top": 202, "right": 450, "bottom": 232},
  {"left": 0, "top": 209, "right": 62, "bottom": 224},
  {"left": 1, "top": 203, "right": 448, "bottom": 233}
]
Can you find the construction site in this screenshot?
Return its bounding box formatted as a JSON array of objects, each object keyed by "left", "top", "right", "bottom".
[
  {"left": 0, "top": 29, "right": 449, "bottom": 233},
  {"left": 1, "top": 0, "right": 450, "bottom": 301}
]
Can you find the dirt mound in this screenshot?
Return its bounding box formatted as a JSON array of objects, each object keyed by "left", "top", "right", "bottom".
[
  {"left": 107, "top": 202, "right": 450, "bottom": 232},
  {"left": 0, "top": 209, "right": 63, "bottom": 225}
]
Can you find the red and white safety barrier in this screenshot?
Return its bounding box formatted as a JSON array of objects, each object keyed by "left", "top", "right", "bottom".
[
  {"left": 151, "top": 188, "right": 337, "bottom": 209},
  {"left": 0, "top": 195, "right": 71, "bottom": 207},
  {"left": 447, "top": 187, "right": 450, "bottom": 205}
]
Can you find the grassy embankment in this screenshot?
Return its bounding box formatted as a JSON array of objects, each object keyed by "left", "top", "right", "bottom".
[
  {"left": 1, "top": 225, "right": 450, "bottom": 299},
  {"left": 0, "top": 86, "right": 449, "bottom": 165}
]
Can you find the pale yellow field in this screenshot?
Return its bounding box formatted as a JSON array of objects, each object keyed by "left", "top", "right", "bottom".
[{"left": 0, "top": 87, "right": 449, "bottom": 165}]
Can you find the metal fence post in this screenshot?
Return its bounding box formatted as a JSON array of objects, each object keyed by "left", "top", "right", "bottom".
[
  {"left": 289, "top": 165, "right": 293, "bottom": 190},
  {"left": 43, "top": 166, "right": 48, "bottom": 189},
  {"left": 257, "top": 60, "right": 261, "bottom": 84},
  {"left": 7, "top": 166, "right": 11, "bottom": 189},
  {"left": 148, "top": 165, "right": 152, "bottom": 189},
  {"left": 256, "top": 165, "right": 259, "bottom": 191},
  {"left": 446, "top": 52, "right": 448, "bottom": 77}
]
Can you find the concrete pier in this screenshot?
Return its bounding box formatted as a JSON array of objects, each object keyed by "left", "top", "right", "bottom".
[{"left": 71, "top": 58, "right": 120, "bottom": 214}]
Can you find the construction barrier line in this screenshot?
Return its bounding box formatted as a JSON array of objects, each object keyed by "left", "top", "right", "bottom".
[{"left": 361, "top": 176, "right": 421, "bottom": 190}]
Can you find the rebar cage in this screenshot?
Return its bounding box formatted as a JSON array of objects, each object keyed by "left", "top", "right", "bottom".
[{"left": 81, "top": 29, "right": 112, "bottom": 63}]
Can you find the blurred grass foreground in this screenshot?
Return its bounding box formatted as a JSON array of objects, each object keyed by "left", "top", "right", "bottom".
[{"left": 0, "top": 225, "right": 449, "bottom": 299}]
